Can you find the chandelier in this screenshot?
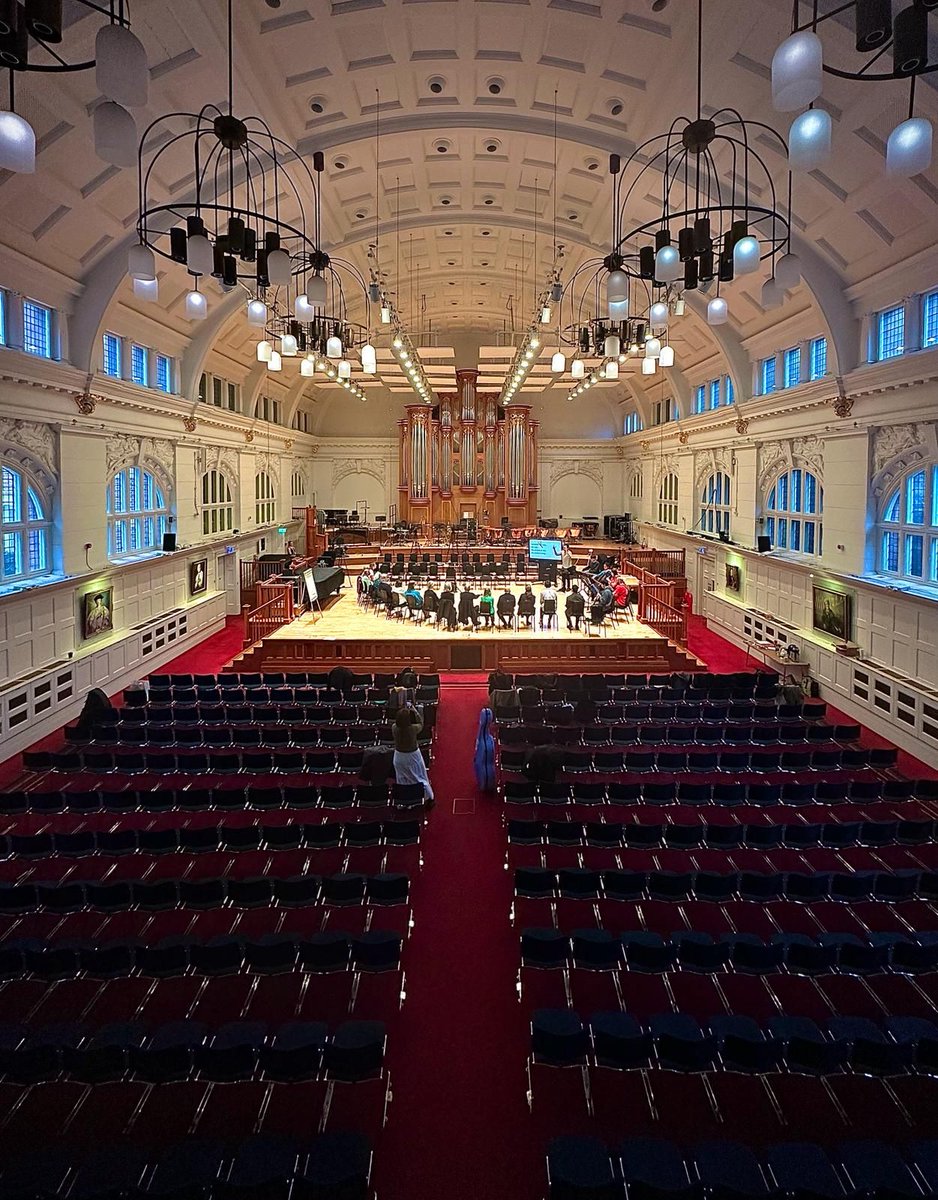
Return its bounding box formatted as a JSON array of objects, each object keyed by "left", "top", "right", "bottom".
[
  {"left": 499, "top": 257, "right": 563, "bottom": 405},
  {"left": 0, "top": 1, "right": 148, "bottom": 174},
  {"left": 771, "top": 1, "right": 936, "bottom": 177},
  {"left": 607, "top": 0, "right": 795, "bottom": 321}
]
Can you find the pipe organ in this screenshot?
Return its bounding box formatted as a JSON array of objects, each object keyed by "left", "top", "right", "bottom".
[{"left": 398, "top": 369, "right": 538, "bottom": 527}]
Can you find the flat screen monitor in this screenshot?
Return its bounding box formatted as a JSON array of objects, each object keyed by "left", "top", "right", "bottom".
[
  {"left": 303, "top": 567, "right": 319, "bottom": 605},
  {"left": 528, "top": 537, "right": 562, "bottom": 563}
]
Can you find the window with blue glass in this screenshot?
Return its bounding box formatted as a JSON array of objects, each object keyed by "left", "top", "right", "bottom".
[
  {"left": 880, "top": 464, "right": 938, "bottom": 585},
  {"left": 725, "top": 375, "right": 734, "bottom": 404},
  {"left": 107, "top": 467, "right": 170, "bottom": 558},
  {"left": 783, "top": 346, "right": 801, "bottom": 388},
  {"left": 809, "top": 336, "right": 827, "bottom": 379},
  {"left": 155, "top": 354, "right": 173, "bottom": 393},
  {"left": 623, "top": 411, "right": 643, "bottom": 435},
  {"left": 708, "top": 378, "right": 720, "bottom": 409},
  {"left": 0, "top": 291, "right": 5, "bottom": 346},
  {"left": 22, "top": 300, "right": 51, "bottom": 358},
  {"left": 700, "top": 472, "right": 731, "bottom": 536},
  {"left": 693, "top": 385, "right": 706, "bottom": 414},
  {"left": 1, "top": 462, "right": 50, "bottom": 582},
  {"left": 923, "top": 292, "right": 938, "bottom": 349},
  {"left": 102, "top": 333, "right": 121, "bottom": 378},
  {"left": 130, "top": 344, "right": 148, "bottom": 387},
  {"left": 764, "top": 468, "right": 823, "bottom": 556},
  {"left": 760, "top": 356, "right": 776, "bottom": 395},
  {"left": 877, "top": 304, "right": 905, "bottom": 360}
]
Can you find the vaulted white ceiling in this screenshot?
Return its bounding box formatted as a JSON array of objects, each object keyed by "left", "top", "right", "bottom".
[{"left": 4, "top": 0, "right": 937, "bottom": 436}]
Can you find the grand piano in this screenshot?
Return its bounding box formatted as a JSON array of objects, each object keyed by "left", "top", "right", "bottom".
[{"left": 308, "top": 564, "right": 345, "bottom": 601}]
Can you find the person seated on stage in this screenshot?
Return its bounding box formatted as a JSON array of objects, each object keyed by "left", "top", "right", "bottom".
[
  {"left": 583, "top": 553, "right": 602, "bottom": 576},
  {"left": 374, "top": 580, "right": 394, "bottom": 610},
  {"left": 404, "top": 580, "right": 423, "bottom": 607},
  {"left": 517, "top": 585, "right": 536, "bottom": 629},
  {"left": 612, "top": 574, "right": 629, "bottom": 607},
  {"left": 599, "top": 582, "right": 615, "bottom": 613},
  {"left": 539, "top": 582, "right": 558, "bottom": 629},
  {"left": 478, "top": 588, "right": 495, "bottom": 628},
  {"left": 458, "top": 585, "right": 479, "bottom": 629},
  {"left": 565, "top": 584, "right": 585, "bottom": 630},
  {"left": 438, "top": 586, "right": 458, "bottom": 631},
  {"left": 422, "top": 585, "right": 439, "bottom": 623},
  {"left": 357, "top": 566, "right": 374, "bottom": 601},
  {"left": 496, "top": 588, "right": 516, "bottom": 629}
]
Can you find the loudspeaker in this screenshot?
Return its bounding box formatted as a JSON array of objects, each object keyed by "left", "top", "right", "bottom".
[
  {"left": 718, "top": 530, "right": 730, "bottom": 544},
  {"left": 757, "top": 535, "right": 771, "bottom": 553},
  {"left": 162, "top": 533, "right": 177, "bottom": 552}
]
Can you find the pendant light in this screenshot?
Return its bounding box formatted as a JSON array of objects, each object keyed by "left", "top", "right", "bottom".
[
  {"left": 540, "top": 306, "right": 552, "bottom": 325},
  {"left": 789, "top": 108, "right": 832, "bottom": 171},
  {"left": 186, "top": 233, "right": 214, "bottom": 277},
  {"left": 571, "top": 358, "right": 585, "bottom": 380},
  {"left": 267, "top": 248, "right": 292, "bottom": 287},
  {"left": 551, "top": 350, "right": 566, "bottom": 373},
  {"left": 133, "top": 277, "right": 158, "bottom": 302},
  {"left": 300, "top": 356, "right": 315, "bottom": 377},
  {"left": 641, "top": 356, "right": 656, "bottom": 375},
  {"left": 649, "top": 301, "right": 669, "bottom": 329},
  {"left": 886, "top": 116, "right": 933, "bottom": 177},
  {"left": 606, "top": 269, "right": 629, "bottom": 318},
  {"left": 308, "top": 275, "right": 327, "bottom": 306},
  {"left": 733, "top": 234, "right": 760, "bottom": 274},
  {"left": 659, "top": 344, "right": 675, "bottom": 368},
  {"left": 361, "top": 342, "right": 377, "bottom": 374},
  {"left": 645, "top": 337, "right": 661, "bottom": 359},
  {"left": 93, "top": 101, "right": 136, "bottom": 167},
  {"left": 771, "top": 30, "right": 823, "bottom": 112},
  {"left": 338, "top": 358, "right": 351, "bottom": 379},
  {"left": 605, "top": 359, "right": 619, "bottom": 380},
  {"left": 604, "top": 333, "right": 621, "bottom": 358},
  {"left": 95, "top": 21, "right": 149, "bottom": 109},
  {"left": 761, "top": 277, "right": 784, "bottom": 310},
  {"left": 707, "top": 296, "right": 728, "bottom": 325},
  {"left": 326, "top": 330, "right": 343, "bottom": 359},
  {"left": 247, "top": 299, "right": 267, "bottom": 326},
  {"left": 775, "top": 252, "right": 802, "bottom": 288},
  {"left": 0, "top": 110, "right": 35, "bottom": 173},
  {"left": 256, "top": 340, "right": 272, "bottom": 362},
  {"left": 281, "top": 333, "right": 298, "bottom": 356},
  {"left": 655, "top": 244, "right": 681, "bottom": 283},
  {"left": 380, "top": 305, "right": 391, "bottom": 324},
  {"left": 671, "top": 296, "right": 685, "bottom": 317},
  {"left": 295, "top": 294, "right": 313, "bottom": 320},
  {"left": 128, "top": 243, "right": 156, "bottom": 281},
  {"left": 267, "top": 350, "right": 282, "bottom": 372},
  {"left": 185, "top": 288, "right": 207, "bottom": 320}
]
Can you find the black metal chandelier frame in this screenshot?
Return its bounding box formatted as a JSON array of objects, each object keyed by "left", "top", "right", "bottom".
[
  {"left": 788, "top": 0, "right": 938, "bottom": 82},
  {"left": 1, "top": 0, "right": 132, "bottom": 74}
]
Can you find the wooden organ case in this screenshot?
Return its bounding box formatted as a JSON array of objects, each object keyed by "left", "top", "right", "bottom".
[{"left": 397, "top": 369, "right": 538, "bottom": 528}]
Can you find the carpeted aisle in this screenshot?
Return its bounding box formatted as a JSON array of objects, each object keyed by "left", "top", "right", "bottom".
[{"left": 374, "top": 676, "right": 541, "bottom": 1200}]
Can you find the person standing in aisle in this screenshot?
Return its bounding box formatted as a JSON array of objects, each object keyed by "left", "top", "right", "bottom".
[{"left": 393, "top": 704, "right": 434, "bottom": 807}]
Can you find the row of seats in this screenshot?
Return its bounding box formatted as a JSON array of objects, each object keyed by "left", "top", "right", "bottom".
[
  {"left": 2, "top": 1132, "right": 372, "bottom": 1200},
  {"left": 149, "top": 670, "right": 439, "bottom": 687},
  {"left": 0, "top": 930, "right": 401, "bottom": 980},
  {"left": 520, "top": 927, "right": 938, "bottom": 976},
  {"left": 498, "top": 747, "right": 896, "bottom": 773},
  {"left": 501, "top": 724, "right": 853, "bottom": 747},
  {"left": 0, "top": 871, "right": 410, "bottom": 912},
  {"left": 506, "top": 816, "right": 937, "bottom": 849},
  {"left": 0, "top": 1018, "right": 385, "bottom": 1085},
  {"left": 0, "top": 783, "right": 423, "bottom": 814},
  {"left": 69, "top": 725, "right": 424, "bottom": 748},
  {"left": 546, "top": 1135, "right": 938, "bottom": 1200},
  {"left": 132, "top": 686, "right": 438, "bottom": 708},
  {"left": 502, "top": 700, "right": 826, "bottom": 722},
  {"left": 531, "top": 1008, "right": 938, "bottom": 1076},
  {"left": 502, "top": 777, "right": 936, "bottom": 805},
  {"left": 25, "top": 747, "right": 413, "bottom": 774},
  {"left": 117, "top": 702, "right": 421, "bottom": 725},
  {"left": 495, "top": 670, "right": 778, "bottom": 692},
  {"left": 515, "top": 866, "right": 938, "bottom": 903},
  {"left": 2, "top": 819, "right": 421, "bottom": 859}
]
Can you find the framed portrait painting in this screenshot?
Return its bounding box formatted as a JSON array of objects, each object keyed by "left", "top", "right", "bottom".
[
  {"left": 189, "top": 559, "right": 208, "bottom": 596},
  {"left": 812, "top": 584, "right": 851, "bottom": 641},
  {"left": 725, "top": 564, "right": 741, "bottom": 593},
  {"left": 83, "top": 588, "right": 114, "bottom": 640}
]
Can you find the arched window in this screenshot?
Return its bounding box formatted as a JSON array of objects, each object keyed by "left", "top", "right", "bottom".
[
  {"left": 629, "top": 471, "right": 643, "bottom": 501},
  {"left": 255, "top": 471, "right": 275, "bottom": 525},
  {"left": 764, "top": 468, "right": 823, "bottom": 555},
  {"left": 700, "top": 471, "right": 731, "bottom": 536},
  {"left": 291, "top": 469, "right": 306, "bottom": 500},
  {"left": 879, "top": 464, "right": 938, "bottom": 584},
  {"left": 106, "top": 466, "right": 170, "bottom": 558},
  {"left": 1, "top": 463, "right": 50, "bottom": 582},
  {"left": 658, "top": 473, "right": 679, "bottom": 526},
  {"left": 200, "top": 469, "right": 234, "bottom": 536}
]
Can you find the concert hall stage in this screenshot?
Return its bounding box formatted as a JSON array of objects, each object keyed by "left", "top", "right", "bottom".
[{"left": 237, "top": 587, "right": 701, "bottom": 675}]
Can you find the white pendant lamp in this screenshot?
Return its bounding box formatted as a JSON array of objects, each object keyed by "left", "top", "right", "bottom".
[
  {"left": 761, "top": 277, "right": 784, "bottom": 310},
  {"left": 655, "top": 245, "right": 681, "bottom": 283},
  {"left": 294, "top": 294, "right": 313, "bottom": 321},
  {"left": 645, "top": 337, "right": 661, "bottom": 359},
  {"left": 300, "top": 356, "right": 315, "bottom": 377},
  {"left": 771, "top": 30, "right": 823, "bottom": 112},
  {"left": 0, "top": 111, "right": 36, "bottom": 174},
  {"left": 789, "top": 108, "right": 832, "bottom": 172},
  {"left": 326, "top": 333, "right": 343, "bottom": 359},
  {"left": 707, "top": 296, "right": 728, "bottom": 325},
  {"left": 606, "top": 269, "right": 630, "bottom": 318},
  {"left": 268, "top": 350, "right": 282, "bottom": 372},
  {"left": 886, "top": 117, "right": 933, "bottom": 177},
  {"left": 267, "top": 249, "right": 292, "bottom": 286},
  {"left": 308, "top": 274, "right": 327, "bottom": 306},
  {"left": 380, "top": 305, "right": 391, "bottom": 324},
  {"left": 186, "top": 234, "right": 213, "bottom": 277},
  {"left": 337, "top": 358, "right": 351, "bottom": 379},
  {"left": 256, "top": 341, "right": 273, "bottom": 364},
  {"left": 93, "top": 101, "right": 137, "bottom": 167},
  {"left": 185, "top": 289, "right": 207, "bottom": 321},
  {"left": 133, "top": 277, "right": 158, "bottom": 302},
  {"left": 571, "top": 358, "right": 585, "bottom": 380},
  {"left": 604, "top": 334, "right": 621, "bottom": 358},
  {"left": 128, "top": 243, "right": 156, "bottom": 281},
  {"left": 96, "top": 23, "right": 149, "bottom": 108},
  {"left": 540, "top": 306, "right": 552, "bottom": 325},
  {"left": 671, "top": 296, "right": 686, "bottom": 317},
  {"left": 733, "top": 234, "right": 761, "bottom": 275},
  {"left": 551, "top": 350, "right": 566, "bottom": 373},
  {"left": 605, "top": 359, "right": 619, "bottom": 380},
  {"left": 281, "top": 333, "right": 298, "bottom": 357},
  {"left": 641, "top": 356, "right": 656, "bottom": 375},
  {"left": 775, "top": 252, "right": 802, "bottom": 288},
  {"left": 649, "top": 301, "right": 669, "bottom": 329},
  {"left": 247, "top": 299, "right": 267, "bottom": 326},
  {"left": 361, "top": 343, "right": 377, "bottom": 374},
  {"left": 659, "top": 344, "right": 675, "bottom": 368}
]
